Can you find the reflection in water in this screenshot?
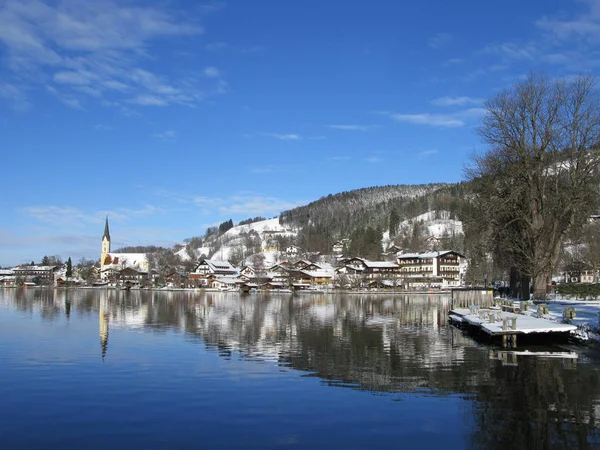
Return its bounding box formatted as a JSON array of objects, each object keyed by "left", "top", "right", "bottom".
[
  {"left": 99, "top": 297, "right": 109, "bottom": 361},
  {"left": 2, "top": 288, "right": 600, "bottom": 449}
]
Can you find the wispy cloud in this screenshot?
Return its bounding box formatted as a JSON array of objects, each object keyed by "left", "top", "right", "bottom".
[
  {"left": 327, "top": 124, "right": 374, "bottom": 131},
  {"left": 482, "top": 42, "right": 538, "bottom": 60},
  {"left": 418, "top": 149, "right": 439, "bottom": 159},
  {"left": 0, "top": 0, "right": 221, "bottom": 111},
  {"left": 203, "top": 66, "right": 221, "bottom": 78},
  {"left": 430, "top": 96, "right": 483, "bottom": 107},
  {"left": 205, "top": 41, "right": 229, "bottom": 52},
  {"left": 151, "top": 130, "right": 177, "bottom": 140},
  {"left": 388, "top": 113, "right": 463, "bottom": 128},
  {"left": 365, "top": 156, "right": 383, "bottom": 163},
  {"left": 429, "top": 32, "right": 453, "bottom": 49},
  {"left": 263, "top": 133, "right": 301, "bottom": 141},
  {"left": 22, "top": 204, "right": 161, "bottom": 227},
  {"left": 191, "top": 193, "right": 300, "bottom": 217},
  {"left": 380, "top": 108, "right": 485, "bottom": 128},
  {"left": 537, "top": 1, "right": 600, "bottom": 42},
  {"left": 328, "top": 156, "right": 351, "bottom": 161},
  {"left": 0, "top": 82, "right": 31, "bottom": 111}
]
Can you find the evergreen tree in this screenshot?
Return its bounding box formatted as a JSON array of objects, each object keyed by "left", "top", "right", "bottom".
[{"left": 66, "top": 257, "right": 72, "bottom": 278}]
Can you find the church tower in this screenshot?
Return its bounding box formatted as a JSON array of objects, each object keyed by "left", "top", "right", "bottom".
[{"left": 101, "top": 216, "right": 111, "bottom": 274}]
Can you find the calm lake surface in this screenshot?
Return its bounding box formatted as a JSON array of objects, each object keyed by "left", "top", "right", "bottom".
[{"left": 1, "top": 288, "right": 600, "bottom": 449}]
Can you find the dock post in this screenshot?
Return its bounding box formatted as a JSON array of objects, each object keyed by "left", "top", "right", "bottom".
[
  {"left": 502, "top": 335, "right": 508, "bottom": 347},
  {"left": 511, "top": 334, "right": 517, "bottom": 347}
]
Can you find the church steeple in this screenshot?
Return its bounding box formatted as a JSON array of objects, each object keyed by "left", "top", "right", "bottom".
[
  {"left": 101, "top": 216, "right": 111, "bottom": 276},
  {"left": 103, "top": 216, "right": 110, "bottom": 241}
]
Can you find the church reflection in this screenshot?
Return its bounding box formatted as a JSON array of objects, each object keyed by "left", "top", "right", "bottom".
[
  {"left": 3, "top": 288, "right": 600, "bottom": 448},
  {"left": 99, "top": 292, "right": 109, "bottom": 361}
]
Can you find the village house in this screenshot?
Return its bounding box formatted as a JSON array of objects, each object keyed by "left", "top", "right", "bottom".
[
  {"left": 192, "top": 259, "right": 238, "bottom": 276},
  {"left": 284, "top": 245, "right": 302, "bottom": 256},
  {"left": 396, "top": 250, "right": 463, "bottom": 289},
  {"left": 338, "top": 257, "right": 400, "bottom": 278},
  {"left": 0, "top": 269, "right": 15, "bottom": 286},
  {"left": 332, "top": 239, "right": 349, "bottom": 254},
  {"left": 13, "top": 265, "right": 59, "bottom": 284},
  {"left": 289, "top": 269, "right": 333, "bottom": 287}
]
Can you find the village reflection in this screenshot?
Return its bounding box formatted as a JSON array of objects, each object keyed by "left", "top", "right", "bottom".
[{"left": 3, "top": 288, "right": 600, "bottom": 448}]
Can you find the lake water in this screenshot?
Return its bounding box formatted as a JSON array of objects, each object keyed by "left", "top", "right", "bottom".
[{"left": 1, "top": 288, "right": 600, "bottom": 449}]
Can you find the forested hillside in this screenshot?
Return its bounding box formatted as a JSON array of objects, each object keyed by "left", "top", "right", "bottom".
[{"left": 278, "top": 183, "right": 473, "bottom": 256}]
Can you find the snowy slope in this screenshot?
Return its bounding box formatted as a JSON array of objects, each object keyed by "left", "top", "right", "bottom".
[{"left": 399, "top": 210, "right": 463, "bottom": 237}]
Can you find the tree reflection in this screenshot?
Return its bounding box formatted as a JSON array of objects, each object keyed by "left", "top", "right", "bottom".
[{"left": 2, "top": 288, "right": 600, "bottom": 448}]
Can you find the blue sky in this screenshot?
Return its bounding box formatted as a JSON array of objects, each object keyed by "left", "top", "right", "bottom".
[{"left": 1, "top": 0, "right": 598, "bottom": 266}]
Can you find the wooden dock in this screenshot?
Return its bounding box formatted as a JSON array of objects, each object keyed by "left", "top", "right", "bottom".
[{"left": 449, "top": 306, "right": 577, "bottom": 347}]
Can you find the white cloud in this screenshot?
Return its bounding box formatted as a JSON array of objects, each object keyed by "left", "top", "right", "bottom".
[
  {"left": 365, "top": 156, "right": 383, "bottom": 163},
  {"left": 383, "top": 107, "right": 485, "bottom": 128},
  {"left": 418, "top": 149, "right": 439, "bottom": 159},
  {"left": 151, "top": 130, "right": 177, "bottom": 139},
  {"left": 328, "top": 124, "right": 373, "bottom": 131},
  {"left": 0, "top": 82, "right": 30, "bottom": 111},
  {"left": 191, "top": 193, "right": 300, "bottom": 217},
  {"left": 537, "top": 1, "right": 600, "bottom": 41},
  {"left": 22, "top": 204, "right": 161, "bottom": 227},
  {"left": 0, "top": 0, "right": 219, "bottom": 110},
  {"left": 482, "top": 42, "right": 538, "bottom": 60},
  {"left": 205, "top": 41, "right": 229, "bottom": 52},
  {"left": 429, "top": 32, "right": 453, "bottom": 49},
  {"left": 219, "top": 195, "right": 299, "bottom": 216},
  {"left": 390, "top": 113, "right": 464, "bottom": 128},
  {"left": 430, "top": 96, "right": 483, "bottom": 107},
  {"left": 203, "top": 66, "right": 221, "bottom": 78},
  {"left": 263, "top": 133, "right": 301, "bottom": 141}
]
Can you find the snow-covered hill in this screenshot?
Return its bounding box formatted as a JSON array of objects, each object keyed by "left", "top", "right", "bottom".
[{"left": 401, "top": 211, "right": 463, "bottom": 237}]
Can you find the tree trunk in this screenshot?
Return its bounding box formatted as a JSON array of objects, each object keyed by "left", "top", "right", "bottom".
[
  {"left": 520, "top": 274, "right": 531, "bottom": 301},
  {"left": 532, "top": 270, "right": 551, "bottom": 300}
]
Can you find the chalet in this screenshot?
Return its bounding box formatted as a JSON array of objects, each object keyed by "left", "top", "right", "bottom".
[
  {"left": 396, "top": 250, "right": 463, "bottom": 289},
  {"left": 209, "top": 276, "right": 239, "bottom": 290},
  {"left": 191, "top": 259, "right": 238, "bottom": 277},
  {"left": 564, "top": 262, "right": 596, "bottom": 284},
  {"left": 426, "top": 236, "right": 441, "bottom": 250},
  {"left": 284, "top": 245, "right": 302, "bottom": 256},
  {"left": 262, "top": 240, "right": 279, "bottom": 252},
  {"left": 384, "top": 244, "right": 402, "bottom": 255},
  {"left": 239, "top": 266, "right": 256, "bottom": 277},
  {"left": 332, "top": 239, "right": 349, "bottom": 254},
  {"left": 263, "top": 281, "right": 287, "bottom": 290},
  {"left": 13, "top": 265, "right": 59, "bottom": 284},
  {"left": 291, "top": 259, "right": 313, "bottom": 270},
  {"left": 267, "top": 264, "right": 291, "bottom": 283},
  {"left": 117, "top": 267, "right": 148, "bottom": 283},
  {"left": 288, "top": 269, "right": 333, "bottom": 286},
  {"left": 339, "top": 258, "right": 400, "bottom": 278},
  {"left": 0, "top": 269, "right": 15, "bottom": 286}
]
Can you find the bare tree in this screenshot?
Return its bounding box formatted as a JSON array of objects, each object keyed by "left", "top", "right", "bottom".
[{"left": 467, "top": 73, "right": 600, "bottom": 299}]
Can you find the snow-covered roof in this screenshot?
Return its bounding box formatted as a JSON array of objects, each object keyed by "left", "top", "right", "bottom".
[
  {"left": 14, "top": 265, "right": 57, "bottom": 271},
  {"left": 299, "top": 270, "right": 333, "bottom": 278},
  {"left": 196, "top": 259, "right": 238, "bottom": 274},
  {"left": 362, "top": 260, "right": 398, "bottom": 269},
  {"left": 397, "top": 250, "right": 462, "bottom": 260},
  {"left": 103, "top": 253, "right": 148, "bottom": 269}
]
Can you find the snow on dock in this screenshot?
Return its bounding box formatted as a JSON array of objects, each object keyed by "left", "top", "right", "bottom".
[{"left": 449, "top": 306, "right": 577, "bottom": 347}]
